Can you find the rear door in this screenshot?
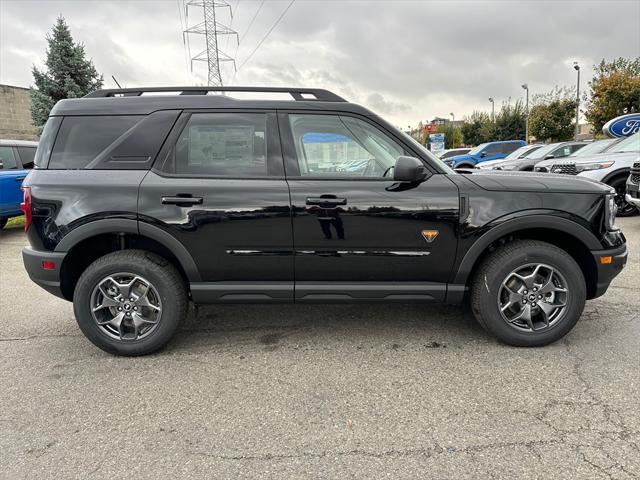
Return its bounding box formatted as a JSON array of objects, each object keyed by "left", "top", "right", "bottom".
[
  {"left": 138, "top": 110, "right": 294, "bottom": 302},
  {"left": 280, "top": 111, "right": 460, "bottom": 302},
  {"left": 0, "top": 146, "right": 26, "bottom": 216}
]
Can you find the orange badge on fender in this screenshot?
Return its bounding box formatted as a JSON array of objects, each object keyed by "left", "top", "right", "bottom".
[{"left": 421, "top": 230, "right": 439, "bottom": 243}]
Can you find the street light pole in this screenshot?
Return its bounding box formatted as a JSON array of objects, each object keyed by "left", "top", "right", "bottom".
[
  {"left": 488, "top": 97, "right": 495, "bottom": 120},
  {"left": 521, "top": 84, "right": 529, "bottom": 143},
  {"left": 450, "top": 112, "right": 455, "bottom": 122},
  {"left": 574, "top": 62, "right": 580, "bottom": 141}
]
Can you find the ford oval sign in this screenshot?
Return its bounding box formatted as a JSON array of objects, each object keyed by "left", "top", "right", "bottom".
[{"left": 603, "top": 113, "right": 640, "bottom": 138}]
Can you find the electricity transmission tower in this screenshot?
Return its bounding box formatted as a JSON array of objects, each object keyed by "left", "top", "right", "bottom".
[{"left": 184, "top": 0, "right": 238, "bottom": 86}]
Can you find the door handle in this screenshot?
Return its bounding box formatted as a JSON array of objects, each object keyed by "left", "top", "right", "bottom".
[
  {"left": 161, "top": 195, "right": 203, "bottom": 206},
  {"left": 306, "top": 196, "right": 347, "bottom": 207}
]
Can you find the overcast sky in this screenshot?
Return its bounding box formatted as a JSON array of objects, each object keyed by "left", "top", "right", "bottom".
[{"left": 1, "top": 0, "right": 639, "bottom": 126}]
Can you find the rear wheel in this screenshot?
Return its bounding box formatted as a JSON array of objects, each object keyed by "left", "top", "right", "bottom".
[
  {"left": 470, "top": 240, "right": 586, "bottom": 347},
  {"left": 73, "top": 250, "right": 187, "bottom": 356},
  {"left": 609, "top": 175, "right": 638, "bottom": 217}
]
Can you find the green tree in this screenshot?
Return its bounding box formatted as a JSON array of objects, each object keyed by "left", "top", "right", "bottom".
[
  {"left": 529, "top": 87, "right": 577, "bottom": 142},
  {"left": 493, "top": 99, "right": 526, "bottom": 141},
  {"left": 461, "top": 111, "right": 492, "bottom": 146},
  {"left": 584, "top": 57, "right": 640, "bottom": 134},
  {"left": 31, "top": 17, "right": 103, "bottom": 127}
]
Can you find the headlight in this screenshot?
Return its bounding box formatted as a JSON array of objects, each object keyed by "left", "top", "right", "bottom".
[
  {"left": 575, "top": 161, "right": 615, "bottom": 172},
  {"left": 604, "top": 193, "right": 617, "bottom": 231}
]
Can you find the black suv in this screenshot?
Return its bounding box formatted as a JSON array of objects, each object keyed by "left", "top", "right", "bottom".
[{"left": 22, "top": 87, "right": 627, "bottom": 355}]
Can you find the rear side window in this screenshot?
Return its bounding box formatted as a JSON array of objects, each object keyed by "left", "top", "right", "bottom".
[
  {"left": 49, "top": 116, "right": 142, "bottom": 169},
  {"left": 0, "top": 146, "right": 18, "bottom": 169},
  {"left": 164, "top": 113, "right": 268, "bottom": 177},
  {"left": 17, "top": 147, "right": 36, "bottom": 169}
]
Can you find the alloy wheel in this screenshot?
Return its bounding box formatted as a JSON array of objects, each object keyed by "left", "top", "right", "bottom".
[
  {"left": 498, "top": 263, "right": 569, "bottom": 333},
  {"left": 90, "top": 273, "right": 162, "bottom": 341}
]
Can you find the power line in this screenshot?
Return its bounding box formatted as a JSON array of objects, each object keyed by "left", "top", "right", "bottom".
[
  {"left": 239, "top": 0, "right": 265, "bottom": 43},
  {"left": 236, "top": 0, "right": 295, "bottom": 73},
  {"left": 183, "top": 0, "right": 239, "bottom": 86},
  {"left": 177, "top": 0, "right": 191, "bottom": 82}
]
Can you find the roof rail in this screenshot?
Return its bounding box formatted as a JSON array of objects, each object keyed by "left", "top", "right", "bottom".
[{"left": 84, "top": 86, "right": 347, "bottom": 102}]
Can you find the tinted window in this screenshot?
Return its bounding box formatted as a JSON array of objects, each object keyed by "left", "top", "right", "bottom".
[
  {"left": 49, "top": 116, "right": 142, "bottom": 169},
  {"left": 33, "top": 117, "right": 62, "bottom": 168},
  {"left": 17, "top": 147, "right": 36, "bottom": 169},
  {"left": 168, "top": 113, "right": 267, "bottom": 177},
  {"left": 0, "top": 147, "right": 18, "bottom": 169},
  {"left": 485, "top": 143, "right": 503, "bottom": 155},
  {"left": 288, "top": 114, "right": 405, "bottom": 177},
  {"left": 501, "top": 142, "right": 521, "bottom": 154}
]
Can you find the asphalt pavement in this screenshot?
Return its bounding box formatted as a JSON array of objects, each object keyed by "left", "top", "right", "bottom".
[{"left": 1, "top": 218, "right": 638, "bottom": 479}]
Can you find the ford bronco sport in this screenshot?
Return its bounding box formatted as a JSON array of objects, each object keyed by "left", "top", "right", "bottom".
[{"left": 21, "top": 87, "right": 627, "bottom": 355}]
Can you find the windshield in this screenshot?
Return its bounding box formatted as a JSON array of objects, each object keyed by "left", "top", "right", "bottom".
[
  {"left": 504, "top": 145, "right": 531, "bottom": 160},
  {"left": 467, "top": 143, "right": 488, "bottom": 155},
  {"left": 608, "top": 132, "right": 640, "bottom": 153},
  {"left": 524, "top": 143, "right": 559, "bottom": 160},
  {"left": 569, "top": 139, "right": 617, "bottom": 157}
]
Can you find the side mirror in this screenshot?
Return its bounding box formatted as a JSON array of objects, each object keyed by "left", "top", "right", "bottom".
[
  {"left": 480, "top": 151, "right": 487, "bottom": 158},
  {"left": 393, "top": 156, "right": 428, "bottom": 182},
  {"left": 0, "top": 162, "right": 3, "bottom": 169},
  {"left": 544, "top": 154, "right": 555, "bottom": 160}
]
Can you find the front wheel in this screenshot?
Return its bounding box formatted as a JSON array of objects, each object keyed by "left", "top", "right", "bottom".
[
  {"left": 470, "top": 240, "right": 586, "bottom": 347},
  {"left": 609, "top": 176, "right": 638, "bottom": 217},
  {"left": 73, "top": 250, "right": 188, "bottom": 356}
]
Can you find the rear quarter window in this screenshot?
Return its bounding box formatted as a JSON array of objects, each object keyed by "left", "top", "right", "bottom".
[
  {"left": 17, "top": 147, "right": 36, "bottom": 169},
  {"left": 49, "top": 115, "right": 142, "bottom": 169}
]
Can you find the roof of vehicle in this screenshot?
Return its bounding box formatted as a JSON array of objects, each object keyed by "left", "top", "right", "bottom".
[
  {"left": 50, "top": 86, "right": 377, "bottom": 117},
  {"left": 0, "top": 139, "right": 38, "bottom": 147}
]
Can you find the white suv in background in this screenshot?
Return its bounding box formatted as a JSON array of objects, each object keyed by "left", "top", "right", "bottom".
[{"left": 534, "top": 132, "right": 640, "bottom": 216}]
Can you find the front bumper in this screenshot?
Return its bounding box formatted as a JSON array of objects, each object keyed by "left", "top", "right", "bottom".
[
  {"left": 591, "top": 243, "right": 628, "bottom": 299},
  {"left": 626, "top": 177, "right": 640, "bottom": 208},
  {"left": 22, "top": 247, "right": 67, "bottom": 300}
]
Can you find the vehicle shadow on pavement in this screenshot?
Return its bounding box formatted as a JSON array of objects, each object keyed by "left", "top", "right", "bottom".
[{"left": 164, "top": 303, "right": 489, "bottom": 354}]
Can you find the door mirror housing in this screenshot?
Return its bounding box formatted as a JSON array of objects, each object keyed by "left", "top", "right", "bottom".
[
  {"left": 544, "top": 154, "right": 555, "bottom": 160},
  {"left": 480, "top": 151, "right": 487, "bottom": 158},
  {"left": 393, "top": 156, "right": 428, "bottom": 183}
]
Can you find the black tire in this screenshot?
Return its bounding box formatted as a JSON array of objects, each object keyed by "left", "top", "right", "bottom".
[
  {"left": 470, "top": 240, "right": 586, "bottom": 347},
  {"left": 73, "top": 250, "right": 187, "bottom": 356},
  {"left": 0, "top": 218, "right": 7, "bottom": 230},
  {"left": 454, "top": 163, "right": 475, "bottom": 169},
  {"left": 608, "top": 175, "right": 638, "bottom": 217}
]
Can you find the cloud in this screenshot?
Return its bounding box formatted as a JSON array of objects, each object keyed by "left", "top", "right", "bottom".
[{"left": 1, "top": 0, "right": 638, "bottom": 125}]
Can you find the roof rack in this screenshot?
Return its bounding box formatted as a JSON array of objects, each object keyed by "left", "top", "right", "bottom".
[{"left": 84, "top": 86, "right": 347, "bottom": 102}]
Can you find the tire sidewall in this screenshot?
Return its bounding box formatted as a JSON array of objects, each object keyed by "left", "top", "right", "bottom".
[
  {"left": 475, "top": 246, "right": 586, "bottom": 346},
  {"left": 74, "top": 253, "right": 184, "bottom": 356}
]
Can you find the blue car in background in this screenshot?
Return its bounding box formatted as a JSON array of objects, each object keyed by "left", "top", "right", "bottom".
[
  {"left": 0, "top": 139, "right": 38, "bottom": 229},
  {"left": 444, "top": 140, "right": 526, "bottom": 168}
]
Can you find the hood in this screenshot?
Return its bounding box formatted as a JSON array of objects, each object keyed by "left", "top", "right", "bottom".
[
  {"left": 476, "top": 159, "right": 505, "bottom": 169},
  {"left": 448, "top": 153, "right": 474, "bottom": 163},
  {"left": 535, "top": 150, "right": 638, "bottom": 168},
  {"left": 462, "top": 169, "right": 614, "bottom": 194}
]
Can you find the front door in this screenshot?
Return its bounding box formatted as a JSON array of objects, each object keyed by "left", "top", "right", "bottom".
[
  {"left": 279, "top": 112, "right": 460, "bottom": 302},
  {"left": 138, "top": 110, "right": 294, "bottom": 302}
]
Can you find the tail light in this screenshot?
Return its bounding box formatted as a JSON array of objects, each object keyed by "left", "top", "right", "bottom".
[{"left": 20, "top": 187, "right": 32, "bottom": 232}]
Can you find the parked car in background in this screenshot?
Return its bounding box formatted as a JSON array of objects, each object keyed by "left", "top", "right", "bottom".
[
  {"left": 568, "top": 138, "right": 622, "bottom": 158},
  {"left": 437, "top": 148, "right": 471, "bottom": 160},
  {"left": 626, "top": 161, "right": 640, "bottom": 209},
  {"left": 535, "top": 132, "right": 640, "bottom": 216},
  {"left": 0, "top": 139, "right": 37, "bottom": 229},
  {"left": 476, "top": 144, "right": 544, "bottom": 169},
  {"left": 444, "top": 140, "right": 526, "bottom": 168},
  {"left": 490, "top": 141, "right": 587, "bottom": 171}
]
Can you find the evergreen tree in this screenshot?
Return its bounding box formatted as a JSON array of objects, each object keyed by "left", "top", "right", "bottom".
[{"left": 31, "top": 17, "right": 103, "bottom": 127}]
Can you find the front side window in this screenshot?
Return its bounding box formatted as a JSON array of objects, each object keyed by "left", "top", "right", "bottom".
[
  {"left": 0, "top": 147, "right": 18, "bottom": 170},
  {"left": 485, "top": 143, "right": 504, "bottom": 155},
  {"left": 164, "top": 113, "right": 268, "bottom": 177},
  {"left": 288, "top": 114, "right": 405, "bottom": 177},
  {"left": 502, "top": 142, "right": 521, "bottom": 154}
]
